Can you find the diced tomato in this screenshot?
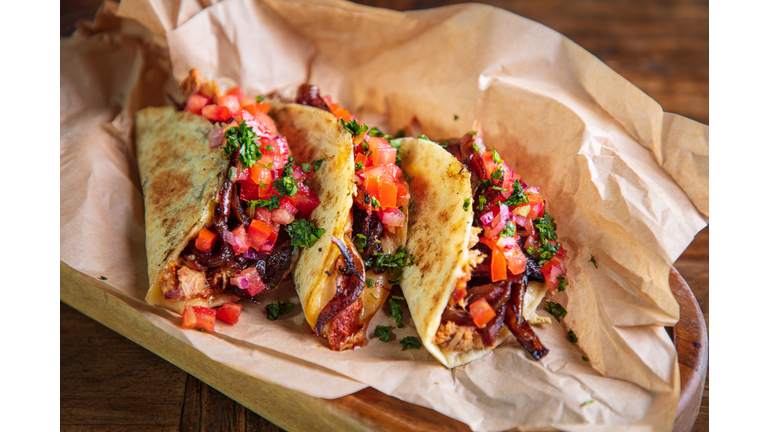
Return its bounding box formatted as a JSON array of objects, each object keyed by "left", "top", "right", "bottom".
[
  {"left": 378, "top": 181, "right": 397, "bottom": 208},
  {"left": 396, "top": 181, "right": 410, "bottom": 199},
  {"left": 194, "top": 227, "right": 217, "bottom": 254},
  {"left": 244, "top": 110, "right": 277, "bottom": 137},
  {"left": 216, "top": 302, "right": 242, "bottom": 324},
  {"left": 240, "top": 181, "right": 260, "bottom": 201},
  {"left": 354, "top": 153, "right": 368, "bottom": 171},
  {"left": 184, "top": 94, "right": 211, "bottom": 115},
  {"left": 452, "top": 287, "right": 467, "bottom": 305},
  {"left": 323, "top": 95, "right": 352, "bottom": 120},
  {"left": 372, "top": 145, "right": 397, "bottom": 166},
  {"left": 270, "top": 137, "right": 290, "bottom": 169},
  {"left": 202, "top": 105, "right": 232, "bottom": 122},
  {"left": 279, "top": 197, "right": 299, "bottom": 216},
  {"left": 182, "top": 305, "right": 216, "bottom": 332},
  {"left": 247, "top": 220, "right": 272, "bottom": 250},
  {"left": 481, "top": 152, "right": 501, "bottom": 181},
  {"left": 216, "top": 95, "right": 240, "bottom": 116},
  {"left": 360, "top": 165, "right": 395, "bottom": 184},
  {"left": 229, "top": 225, "right": 250, "bottom": 254},
  {"left": 249, "top": 164, "right": 273, "bottom": 189},
  {"left": 292, "top": 183, "right": 320, "bottom": 214},
  {"left": 490, "top": 248, "right": 507, "bottom": 282},
  {"left": 254, "top": 207, "right": 271, "bottom": 224},
  {"left": 224, "top": 87, "right": 245, "bottom": 100},
  {"left": 239, "top": 97, "right": 256, "bottom": 109},
  {"left": 290, "top": 166, "right": 308, "bottom": 183},
  {"left": 231, "top": 268, "right": 266, "bottom": 296},
  {"left": 504, "top": 242, "right": 527, "bottom": 275},
  {"left": 469, "top": 298, "right": 496, "bottom": 329},
  {"left": 261, "top": 226, "right": 279, "bottom": 253}
]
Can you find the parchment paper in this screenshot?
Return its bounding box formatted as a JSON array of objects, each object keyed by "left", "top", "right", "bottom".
[{"left": 61, "top": 1, "right": 709, "bottom": 430}]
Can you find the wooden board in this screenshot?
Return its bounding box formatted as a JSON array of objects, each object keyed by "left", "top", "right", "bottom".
[{"left": 60, "top": 261, "right": 708, "bottom": 431}]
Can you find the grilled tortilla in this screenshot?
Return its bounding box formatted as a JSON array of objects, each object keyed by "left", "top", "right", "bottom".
[
  {"left": 136, "top": 107, "right": 239, "bottom": 314},
  {"left": 398, "top": 137, "right": 550, "bottom": 368}
]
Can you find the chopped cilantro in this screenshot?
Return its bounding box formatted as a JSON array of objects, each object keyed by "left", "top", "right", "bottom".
[
  {"left": 224, "top": 121, "right": 263, "bottom": 167},
  {"left": 409, "top": 199, "right": 415, "bottom": 212},
  {"left": 472, "top": 142, "right": 480, "bottom": 152},
  {"left": 367, "top": 246, "right": 415, "bottom": 285},
  {"left": 99, "top": 276, "right": 108, "bottom": 280},
  {"left": 369, "top": 127, "right": 393, "bottom": 140},
  {"left": 589, "top": 255, "right": 598, "bottom": 268},
  {"left": 388, "top": 139, "right": 403, "bottom": 166},
  {"left": 273, "top": 175, "right": 298, "bottom": 197},
  {"left": 341, "top": 118, "right": 369, "bottom": 136},
  {"left": 545, "top": 301, "right": 567, "bottom": 323},
  {"left": 388, "top": 295, "right": 406, "bottom": 328},
  {"left": 355, "top": 233, "right": 367, "bottom": 254},
  {"left": 417, "top": 134, "right": 429, "bottom": 140},
  {"left": 440, "top": 140, "right": 450, "bottom": 148},
  {"left": 581, "top": 400, "right": 594, "bottom": 407},
  {"left": 370, "top": 196, "right": 381, "bottom": 209},
  {"left": 463, "top": 198, "right": 471, "bottom": 211},
  {"left": 266, "top": 300, "right": 295, "bottom": 320},
  {"left": 265, "top": 145, "right": 274, "bottom": 151},
  {"left": 366, "top": 278, "right": 374, "bottom": 288},
  {"left": 311, "top": 158, "right": 324, "bottom": 171},
  {"left": 557, "top": 275, "right": 567, "bottom": 292},
  {"left": 534, "top": 212, "right": 558, "bottom": 242},
  {"left": 365, "top": 150, "right": 372, "bottom": 157},
  {"left": 355, "top": 161, "right": 364, "bottom": 171},
  {"left": 256, "top": 95, "right": 264, "bottom": 103},
  {"left": 582, "top": 355, "right": 590, "bottom": 362},
  {"left": 567, "top": 330, "right": 578, "bottom": 343},
  {"left": 399, "top": 336, "right": 421, "bottom": 350},
  {"left": 285, "top": 219, "right": 325, "bottom": 248},
  {"left": 394, "top": 129, "right": 406, "bottom": 138},
  {"left": 490, "top": 166, "right": 503, "bottom": 180},
  {"left": 454, "top": 114, "right": 459, "bottom": 121},
  {"left": 248, "top": 195, "right": 280, "bottom": 215},
  {"left": 468, "top": 130, "right": 477, "bottom": 136},
  {"left": 526, "top": 241, "right": 560, "bottom": 266},
  {"left": 503, "top": 180, "right": 528, "bottom": 207},
  {"left": 475, "top": 195, "right": 486, "bottom": 211},
  {"left": 362, "top": 142, "right": 369, "bottom": 152},
  {"left": 374, "top": 325, "right": 392, "bottom": 342},
  {"left": 300, "top": 158, "right": 323, "bottom": 173},
  {"left": 492, "top": 150, "right": 503, "bottom": 164},
  {"left": 499, "top": 221, "right": 516, "bottom": 238}
]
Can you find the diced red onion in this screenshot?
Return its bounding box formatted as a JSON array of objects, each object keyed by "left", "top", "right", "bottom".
[
  {"left": 222, "top": 229, "right": 234, "bottom": 245},
  {"left": 260, "top": 241, "right": 275, "bottom": 253},
  {"left": 241, "top": 249, "right": 259, "bottom": 260},
  {"left": 498, "top": 203, "right": 509, "bottom": 221},
  {"left": 524, "top": 186, "right": 539, "bottom": 194},
  {"left": 271, "top": 208, "right": 294, "bottom": 225},
  {"left": 488, "top": 204, "right": 509, "bottom": 237},
  {"left": 381, "top": 210, "right": 405, "bottom": 227},
  {"left": 479, "top": 211, "right": 495, "bottom": 227},
  {"left": 496, "top": 235, "right": 516, "bottom": 250},
  {"left": 514, "top": 215, "right": 526, "bottom": 227},
  {"left": 209, "top": 127, "right": 226, "bottom": 148}
]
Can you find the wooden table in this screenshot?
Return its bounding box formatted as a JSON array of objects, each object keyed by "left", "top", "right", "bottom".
[{"left": 60, "top": 1, "right": 708, "bottom": 430}]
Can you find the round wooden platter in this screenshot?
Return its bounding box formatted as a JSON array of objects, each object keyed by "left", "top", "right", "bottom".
[{"left": 60, "top": 262, "right": 708, "bottom": 431}]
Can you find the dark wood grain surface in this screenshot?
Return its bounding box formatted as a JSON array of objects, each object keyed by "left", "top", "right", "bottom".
[{"left": 60, "top": 1, "right": 708, "bottom": 430}]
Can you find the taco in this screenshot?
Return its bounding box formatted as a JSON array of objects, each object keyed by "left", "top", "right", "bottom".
[
  {"left": 137, "top": 70, "right": 324, "bottom": 318},
  {"left": 398, "top": 127, "right": 569, "bottom": 368},
  {"left": 271, "top": 84, "right": 413, "bottom": 351}
]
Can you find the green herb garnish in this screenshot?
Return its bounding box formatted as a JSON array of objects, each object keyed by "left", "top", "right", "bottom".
[
  {"left": 388, "top": 295, "right": 406, "bottom": 328},
  {"left": 503, "top": 179, "right": 528, "bottom": 207},
  {"left": 99, "top": 276, "right": 108, "bottom": 280},
  {"left": 499, "top": 221, "right": 516, "bottom": 238},
  {"left": 557, "top": 275, "right": 567, "bottom": 292},
  {"left": 369, "top": 127, "right": 393, "bottom": 140},
  {"left": 399, "top": 336, "right": 421, "bottom": 350},
  {"left": 534, "top": 212, "right": 558, "bottom": 242},
  {"left": 355, "top": 233, "right": 368, "bottom": 254},
  {"left": 417, "top": 134, "right": 429, "bottom": 140},
  {"left": 374, "top": 325, "right": 392, "bottom": 342},
  {"left": 341, "top": 118, "right": 369, "bottom": 136},
  {"left": 368, "top": 246, "right": 415, "bottom": 285},
  {"left": 589, "top": 255, "right": 598, "bottom": 268},
  {"left": 355, "top": 161, "right": 364, "bottom": 171},
  {"left": 273, "top": 175, "right": 298, "bottom": 197},
  {"left": 266, "top": 300, "right": 295, "bottom": 320},
  {"left": 454, "top": 114, "right": 459, "bottom": 121},
  {"left": 582, "top": 355, "right": 590, "bottom": 362},
  {"left": 248, "top": 196, "right": 280, "bottom": 215},
  {"left": 463, "top": 198, "right": 471, "bottom": 211},
  {"left": 526, "top": 241, "right": 560, "bottom": 266},
  {"left": 581, "top": 400, "right": 594, "bottom": 407},
  {"left": 492, "top": 150, "right": 503, "bottom": 164},
  {"left": 545, "top": 301, "right": 567, "bottom": 323},
  {"left": 366, "top": 278, "right": 374, "bottom": 288},
  {"left": 256, "top": 95, "right": 264, "bottom": 103},
  {"left": 224, "top": 121, "right": 263, "bottom": 167},
  {"left": 475, "top": 195, "right": 486, "bottom": 211},
  {"left": 285, "top": 219, "right": 325, "bottom": 248},
  {"left": 567, "top": 330, "right": 578, "bottom": 343}
]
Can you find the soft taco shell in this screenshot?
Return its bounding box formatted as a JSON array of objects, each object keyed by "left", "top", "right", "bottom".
[
  {"left": 270, "top": 103, "right": 356, "bottom": 329},
  {"left": 399, "top": 138, "right": 548, "bottom": 368},
  {"left": 136, "top": 106, "right": 238, "bottom": 314}
]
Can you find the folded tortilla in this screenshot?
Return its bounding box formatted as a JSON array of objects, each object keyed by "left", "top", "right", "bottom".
[
  {"left": 398, "top": 137, "right": 549, "bottom": 368},
  {"left": 271, "top": 103, "right": 356, "bottom": 329},
  {"left": 136, "top": 107, "right": 239, "bottom": 314}
]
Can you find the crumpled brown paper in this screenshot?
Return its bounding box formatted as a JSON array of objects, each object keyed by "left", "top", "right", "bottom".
[{"left": 61, "top": 1, "right": 708, "bottom": 430}]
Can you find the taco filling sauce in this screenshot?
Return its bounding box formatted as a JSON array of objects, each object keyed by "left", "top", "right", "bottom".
[
  {"left": 156, "top": 71, "right": 323, "bottom": 309},
  {"left": 438, "top": 127, "right": 569, "bottom": 360},
  {"left": 296, "top": 84, "right": 413, "bottom": 350}
]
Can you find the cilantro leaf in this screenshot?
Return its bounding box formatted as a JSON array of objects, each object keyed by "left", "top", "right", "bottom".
[
  {"left": 341, "top": 118, "right": 369, "bottom": 136},
  {"left": 266, "top": 300, "right": 295, "bottom": 320},
  {"left": 557, "top": 275, "right": 567, "bottom": 292},
  {"left": 374, "top": 325, "right": 392, "bottom": 342},
  {"left": 499, "top": 221, "right": 516, "bottom": 238},
  {"left": 388, "top": 295, "right": 406, "bottom": 328},
  {"left": 567, "top": 330, "right": 578, "bottom": 342},
  {"left": 369, "top": 127, "right": 393, "bottom": 140},
  {"left": 285, "top": 219, "right": 325, "bottom": 248},
  {"left": 367, "top": 246, "right": 415, "bottom": 285},
  {"left": 399, "top": 336, "right": 421, "bottom": 350},
  {"left": 454, "top": 114, "right": 459, "bottom": 121},
  {"left": 355, "top": 233, "right": 367, "bottom": 254},
  {"left": 417, "top": 134, "right": 429, "bottom": 140},
  {"left": 503, "top": 179, "right": 529, "bottom": 207},
  {"left": 545, "top": 301, "right": 567, "bottom": 323},
  {"left": 582, "top": 355, "right": 590, "bottom": 362},
  {"left": 463, "top": 198, "right": 470, "bottom": 211},
  {"left": 366, "top": 278, "right": 374, "bottom": 288},
  {"left": 273, "top": 175, "right": 298, "bottom": 197},
  {"left": 534, "top": 212, "right": 558, "bottom": 242},
  {"left": 526, "top": 241, "right": 561, "bottom": 266},
  {"left": 388, "top": 139, "right": 403, "bottom": 166},
  {"left": 224, "top": 121, "right": 263, "bottom": 167},
  {"left": 355, "top": 161, "right": 364, "bottom": 171},
  {"left": 256, "top": 95, "right": 264, "bottom": 103},
  {"left": 589, "top": 255, "right": 598, "bottom": 268},
  {"left": 311, "top": 158, "right": 324, "bottom": 171},
  {"left": 492, "top": 150, "right": 503, "bottom": 164},
  {"left": 248, "top": 196, "right": 280, "bottom": 215}
]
